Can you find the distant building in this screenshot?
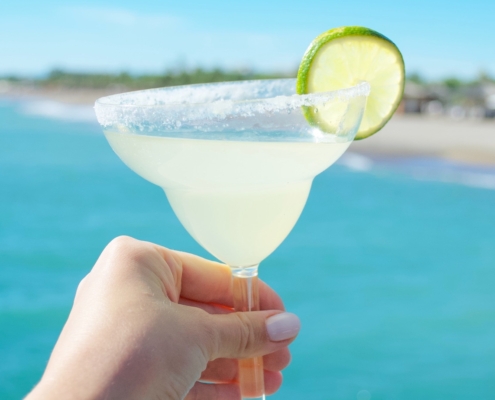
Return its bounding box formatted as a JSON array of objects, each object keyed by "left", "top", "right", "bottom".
[
  {"left": 481, "top": 83, "right": 495, "bottom": 118},
  {"left": 398, "top": 82, "right": 442, "bottom": 114},
  {"left": 398, "top": 81, "right": 495, "bottom": 119},
  {"left": 454, "top": 82, "right": 495, "bottom": 119}
]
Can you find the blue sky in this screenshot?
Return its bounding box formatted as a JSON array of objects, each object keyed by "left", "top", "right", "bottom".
[{"left": 1, "top": 0, "right": 494, "bottom": 79}]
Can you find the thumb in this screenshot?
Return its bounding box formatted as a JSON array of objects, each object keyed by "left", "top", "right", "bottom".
[{"left": 203, "top": 311, "right": 301, "bottom": 360}]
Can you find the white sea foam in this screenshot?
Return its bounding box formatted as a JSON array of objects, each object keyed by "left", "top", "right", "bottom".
[
  {"left": 20, "top": 100, "right": 96, "bottom": 123},
  {"left": 338, "top": 152, "right": 374, "bottom": 171},
  {"left": 455, "top": 172, "right": 495, "bottom": 190},
  {"left": 414, "top": 169, "right": 495, "bottom": 190},
  {"left": 339, "top": 153, "right": 495, "bottom": 191}
]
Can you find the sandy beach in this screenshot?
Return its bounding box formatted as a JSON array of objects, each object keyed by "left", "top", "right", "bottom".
[
  {"left": 351, "top": 115, "right": 495, "bottom": 166},
  {"left": 2, "top": 85, "right": 495, "bottom": 167}
]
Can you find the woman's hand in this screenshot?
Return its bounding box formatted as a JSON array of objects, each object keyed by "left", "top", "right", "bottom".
[{"left": 26, "top": 236, "right": 300, "bottom": 400}]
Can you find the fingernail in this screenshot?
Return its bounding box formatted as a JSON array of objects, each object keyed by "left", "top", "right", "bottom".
[{"left": 266, "top": 312, "right": 301, "bottom": 341}]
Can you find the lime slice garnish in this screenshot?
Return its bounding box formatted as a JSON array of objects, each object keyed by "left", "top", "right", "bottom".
[{"left": 296, "top": 26, "right": 405, "bottom": 140}]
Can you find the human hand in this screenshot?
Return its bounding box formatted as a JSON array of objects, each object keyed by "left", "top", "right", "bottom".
[{"left": 26, "top": 236, "right": 300, "bottom": 400}]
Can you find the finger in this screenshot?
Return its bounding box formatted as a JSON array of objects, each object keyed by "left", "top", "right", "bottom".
[
  {"left": 198, "top": 366, "right": 282, "bottom": 396},
  {"left": 179, "top": 297, "right": 233, "bottom": 315},
  {"left": 263, "top": 347, "right": 291, "bottom": 372},
  {"left": 261, "top": 280, "right": 286, "bottom": 311},
  {"left": 203, "top": 311, "right": 300, "bottom": 360},
  {"left": 179, "top": 300, "right": 291, "bottom": 324},
  {"left": 173, "top": 250, "right": 285, "bottom": 310},
  {"left": 185, "top": 382, "right": 240, "bottom": 400},
  {"left": 200, "top": 348, "right": 291, "bottom": 383},
  {"left": 93, "top": 237, "right": 183, "bottom": 303},
  {"left": 200, "top": 358, "right": 237, "bottom": 382},
  {"left": 264, "top": 370, "right": 283, "bottom": 395}
]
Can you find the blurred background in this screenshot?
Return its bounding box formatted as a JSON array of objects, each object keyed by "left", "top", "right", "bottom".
[{"left": 1, "top": 1, "right": 495, "bottom": 399}]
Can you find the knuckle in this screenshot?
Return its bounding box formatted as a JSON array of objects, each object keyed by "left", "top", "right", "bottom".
[
  {"left": 76, "top": 275, "right": 87, "bottom": 291},
  {"left": 74, "top": 274, "right": 89, "bottom": 299},
  {"left": 107, "top": 235, "right": 136, "bottom": 250},
  {"left": 233, "top": 312, "right": 258, "bottom": 354},
  {"left": 196, "top": 312, "right": 219, "bottom": 359},
  {"left": 96, "top": 236, "right": 151, "bottom": 277},
  {"left": 106, "top": 236, "right": 139, "bottom": 262},
  {"left": 105, "top": 236, "right": 150, "bottom": 265},
  {"left": 164, "top": 249, "right": 183, "bottom": 285}
]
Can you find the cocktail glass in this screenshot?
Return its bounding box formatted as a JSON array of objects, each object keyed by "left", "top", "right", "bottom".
[{"left": 95, "top": 79, "right": 369, "bottom": 399}]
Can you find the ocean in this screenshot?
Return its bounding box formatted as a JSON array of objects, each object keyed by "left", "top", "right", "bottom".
[{"left": 1, "top": 99, "right": 495, "bottom": 399}]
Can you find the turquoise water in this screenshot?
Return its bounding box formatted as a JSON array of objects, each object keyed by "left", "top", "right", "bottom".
[{"left": 1, "top": 100, "right": 495, "bottom": 399}]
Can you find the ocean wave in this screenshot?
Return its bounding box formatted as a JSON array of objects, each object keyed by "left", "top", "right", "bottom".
[
  {"left": 385, "top": 157, "right": 495, "bottom": 190},
  {"left": 414, "top": 169, "right": 495, "bottom": 190},
  {"left": 339, "top": 152, "right": 495, "bottom": 191},
  {"left": 338, "top": 152, "right": 374, "bottom": 172},
  {"left": 19, "top": 100, "right": 96, "bottom": 123}
]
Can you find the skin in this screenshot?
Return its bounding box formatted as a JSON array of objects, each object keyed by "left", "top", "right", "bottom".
[{"left": 25, "top": 236, "right": 298, "bottom": 400}]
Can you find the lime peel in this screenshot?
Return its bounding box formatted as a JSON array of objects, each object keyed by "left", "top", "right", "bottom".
[{"left": 297, "top": 26, "right": 405, "bottom": 140}]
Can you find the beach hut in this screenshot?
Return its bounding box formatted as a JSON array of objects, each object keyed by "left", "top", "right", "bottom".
[{"left": 398, "top": 82, "right": 442, "bottom": 114}]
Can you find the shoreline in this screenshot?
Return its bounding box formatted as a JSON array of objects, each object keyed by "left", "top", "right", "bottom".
[
  {"left": 0, "top": 85, "right": 123, "bottom": 105},
  {"left": 2, "top": 86, "right": 495, "bottom": 167},
  {"left": 350, "top": 115, "right": 495, "bottom": 167}
]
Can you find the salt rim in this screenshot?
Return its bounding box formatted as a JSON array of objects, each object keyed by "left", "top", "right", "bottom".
[{"left": 94, "top": 79, "right": 370, "bottom": 130}]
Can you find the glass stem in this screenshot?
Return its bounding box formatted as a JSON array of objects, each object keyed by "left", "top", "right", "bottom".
[{"left": 231, "top": 265, "right": 265, "bottom": 400}]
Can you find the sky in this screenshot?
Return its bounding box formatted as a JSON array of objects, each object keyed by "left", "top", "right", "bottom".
[{"left": 1, "top": 0, "right": 494, "bottom": 79}]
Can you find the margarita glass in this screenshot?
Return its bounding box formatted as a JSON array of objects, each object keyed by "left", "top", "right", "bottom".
[{"left": 95, "top": 79, "right": 369, "bottom": 399}]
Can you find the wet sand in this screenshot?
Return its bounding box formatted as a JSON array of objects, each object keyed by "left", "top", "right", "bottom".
[{"left": 350, "top": 115, "right": 495, "bottom": 166}]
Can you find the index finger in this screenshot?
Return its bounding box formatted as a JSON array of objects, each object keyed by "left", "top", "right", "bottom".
[{"left": 172, "top": 250, "right": 285, "bottom": 311}]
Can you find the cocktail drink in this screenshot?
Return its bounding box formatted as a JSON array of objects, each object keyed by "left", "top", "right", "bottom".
[
  {"left": 94, "top": 23, "right": 405, "bottom": 399},
  {"left": 104, "top": 132, "right": 351, "bottom": 266},
  {"left": 95, "top": 78, "right": 369, "bottom": 399}
]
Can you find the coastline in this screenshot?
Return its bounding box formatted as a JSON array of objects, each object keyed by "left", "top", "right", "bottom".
[
  {"left": 0, "top": 85, "right": 123, "bottom": 105},
  {"left": 350, "top": 115, "right": 495, "bottom": 167},
  {"left": 2, "top": 85, "right": 495, "bottom": 167}
]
